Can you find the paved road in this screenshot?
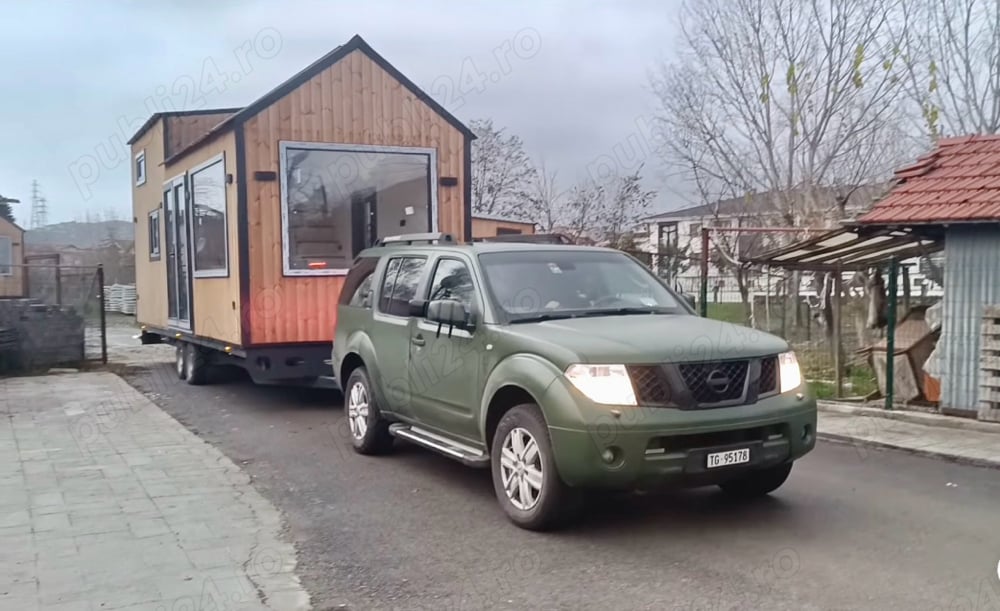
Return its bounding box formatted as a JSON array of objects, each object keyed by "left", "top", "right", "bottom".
[{"left": 122, "top": 363, "right": 1000, "bottom": 611}]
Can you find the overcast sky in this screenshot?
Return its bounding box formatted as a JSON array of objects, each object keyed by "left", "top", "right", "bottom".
[{"left": 0, "top": 0, "right": 682, "bottom": 225}]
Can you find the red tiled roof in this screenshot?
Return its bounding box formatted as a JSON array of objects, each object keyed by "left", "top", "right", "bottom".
[{"left": 858, "top": 134, "right": 1000, "bottom": 224}]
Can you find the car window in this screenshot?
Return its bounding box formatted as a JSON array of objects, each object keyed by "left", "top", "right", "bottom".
[
  {"left": 378, "top": 256, "right": 426, "bottom": 317},
  {"left": 340, "top": 256, "right": 379, "bottom": 308},
  {"left": 426, "top": 258, "right": 476, "bottom": 312}
]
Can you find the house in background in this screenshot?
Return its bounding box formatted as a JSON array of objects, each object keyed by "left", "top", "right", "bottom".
[
  {"left": 0, "top": 217, "right": 25, "bottom": 297},
  {"left": 470, "top": 214, "right": 536, "bottom": 239},
  {"left": 638, "top": 184, "right": 943, "bottom": 300}
]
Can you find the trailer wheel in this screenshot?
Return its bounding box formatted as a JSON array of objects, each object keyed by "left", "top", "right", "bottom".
[
  {"left": 175, "top": 344, "right": 187, "bottom": 380},
  {"left": 184, "top": 343, "right": 210, "bottom": 386}
]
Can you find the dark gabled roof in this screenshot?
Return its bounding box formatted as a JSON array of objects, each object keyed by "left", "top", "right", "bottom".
[
  {"left": 646, "top": 183, "right": 891, "bottom": 222},
  {"left": 160, "top": 34, "right": 475, "bottom": 163},
  {"left": 126, "top": 107, "right": 243, "bottom": 146}
]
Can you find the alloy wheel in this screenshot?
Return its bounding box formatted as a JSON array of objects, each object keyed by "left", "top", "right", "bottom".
[
  {"left": 347, "top": 381, "right": 369, "bottom": 440},
  {"left": 499, "top": 427, "right": 543, "bottom": 510}
]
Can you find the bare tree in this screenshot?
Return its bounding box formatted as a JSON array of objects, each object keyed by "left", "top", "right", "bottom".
[
  {"left": 469, "top": 118, "right": 537, "bottom": 218},
  {"left": 896, "top": 0, "right": 1000, "bottom": 138},
  {"left": 562, "top": 168, "right": 656, "bottom": 247},
  {"left": 523, "top": 159, "right": 566, "bottom": 232}
]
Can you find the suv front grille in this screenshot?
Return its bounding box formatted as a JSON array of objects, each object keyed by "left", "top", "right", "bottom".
[
  {"left": 677, "top": 360, "right": 749, "bottom": 404},
  {"left": 626, "top": 365, "right": 672, "bottom": 405},
  {"left": 759, "top": 356, "right": 778, "bottom": 395}
]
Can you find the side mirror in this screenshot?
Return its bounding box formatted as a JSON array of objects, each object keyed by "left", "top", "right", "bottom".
[
  {"left": 408, "top": 298, "right": 427, "bottom": 317},
  {"left": 426, "top": 299, "right": 471, "bottom": 333}
]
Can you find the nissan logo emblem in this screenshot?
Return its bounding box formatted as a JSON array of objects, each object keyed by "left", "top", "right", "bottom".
[{"left": 705, "top": 369, "right": 731, "bottom": 394}]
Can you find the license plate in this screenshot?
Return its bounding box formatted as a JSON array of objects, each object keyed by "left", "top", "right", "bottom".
[{"left": 706, "top": 448, "right": 750, "bottom": 469}]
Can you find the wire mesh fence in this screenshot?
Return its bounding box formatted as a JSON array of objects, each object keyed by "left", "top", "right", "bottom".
[
  {"left": 630, "top": 251, "right": 943, "bottom": 405},
  {"left": 0, "top": 262, "right": 108, "bottom": 374}
]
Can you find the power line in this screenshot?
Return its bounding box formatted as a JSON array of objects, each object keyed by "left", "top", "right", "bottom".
[{"left": 30, "top": 180, "right": 48, "bottom": 229}]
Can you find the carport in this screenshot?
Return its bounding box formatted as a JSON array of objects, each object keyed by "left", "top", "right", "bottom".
[{"left": 746, "top": 225, "right": 943, "bottom": 407}]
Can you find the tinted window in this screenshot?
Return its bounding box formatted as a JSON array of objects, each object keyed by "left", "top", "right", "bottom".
[
  {"left": 427, "top": 259, "right": 475, "bottom": 312},
  {"left": 378, "top": 257, "right": 426, "bottom": 316},
  {"left": 340, "top": 256, "right": 379, "bottom": 308}
]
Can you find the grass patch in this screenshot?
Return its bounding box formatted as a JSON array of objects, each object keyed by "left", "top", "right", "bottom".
[
  {"left": 705, "top": 302, "right": 748, "bottom": 325},
  {"left": 808, "top": 364, "right": 878, "bottom": 400}
]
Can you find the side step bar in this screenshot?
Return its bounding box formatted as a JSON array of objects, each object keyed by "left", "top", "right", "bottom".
[{"left": 389, "top": 424, "right": 490, "bottom": 468}]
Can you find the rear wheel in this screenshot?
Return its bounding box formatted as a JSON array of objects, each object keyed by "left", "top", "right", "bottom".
[
  {"left": 490, "top": 403, "right": 577, "bottom": 531},
  {"left": 345, "top": 367, "right": 393, "bottom": 455},
  {"left": 718, "top": 462, "right": 793, "bottom": 498},
  {"left": 184, "top": 343, "right": 210, "bottom": 386},
  {"left": 175, "top": 345, "right": 187, "bottom": 380}
]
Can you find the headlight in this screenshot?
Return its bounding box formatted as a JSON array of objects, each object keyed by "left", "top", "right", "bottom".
[
  {"left": 565, "top": 364, "right": 637, "bottom": 406},
  {"left": 778, "top": 351, "right": 802, "bottom": 393}
]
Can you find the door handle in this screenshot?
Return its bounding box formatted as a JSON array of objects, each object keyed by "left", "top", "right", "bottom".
[{"left": 411, "top": 335, "right": 425, "bottom": 347}]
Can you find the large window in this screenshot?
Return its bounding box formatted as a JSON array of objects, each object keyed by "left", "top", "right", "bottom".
[
  {"left": 0, "top": 237, "right": 11, "bottom": 276},
  {"left": 190, "top": 154, "right": 228, "bottom": 276},
  {"left": 279, "top": 142, "right": 437, "bottom": 276}
]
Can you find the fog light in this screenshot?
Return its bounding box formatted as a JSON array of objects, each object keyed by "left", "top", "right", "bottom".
[{"left": 601, "top": 448, "right": 615, "bottom": 463}]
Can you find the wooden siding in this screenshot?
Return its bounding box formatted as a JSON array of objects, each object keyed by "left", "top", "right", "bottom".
[
  {"left": 164, "top": 112, "right": 235, "bottom": 159},
  {"left": 0, "top": 219, "right": 24, "bottom": 297},
  {"left": 132, "top": 120, "right": 168, "bottom": 328},
  {"left": 471, "top": 218, "right": 536, "bottom": 238},
  {"left": 242, "top": 49, "right": 467, "bottom": 345},
  {"left": 164, "top": 132, "right": 241, "bottom": 345}
]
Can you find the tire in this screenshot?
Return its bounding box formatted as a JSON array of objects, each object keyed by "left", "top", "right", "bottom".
[
  {"left": 344, "top": 367, "right": 393, "bottom": 455},
  {"left": 718, "top": 462, "right": 793, "bottom": 499},
  {"left": 175, "top": 344, "right": 187, "bottom": 380},
  {"left": 490, "top": 403, "right": 577, "bottom": 531},
  {"left": 184, "top": 343, "right": 210, "bottom": 386}
]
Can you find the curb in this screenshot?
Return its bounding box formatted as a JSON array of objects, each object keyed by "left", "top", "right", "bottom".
[
  {"left": 816, "top": 431, "right": 1000, "bottom": 470},
  {"left": 817, "top": 401, "right": 1000, "bottom": 434}
]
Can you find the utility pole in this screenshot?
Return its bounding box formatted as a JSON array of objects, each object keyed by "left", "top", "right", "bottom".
[{"left": 30, "top": 180, "right": 48, "bottom": 229}]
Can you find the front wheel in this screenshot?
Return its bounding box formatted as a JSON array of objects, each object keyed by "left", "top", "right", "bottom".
[
  {"left": 490, "top": 403, "right": 577, "bottom": 531},
  {"left": 718, "top": 462, "right": 793, "bottom": 498}
]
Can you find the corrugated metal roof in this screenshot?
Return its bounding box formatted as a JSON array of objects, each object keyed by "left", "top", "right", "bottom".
[
  {"left": 859, "top": 135, "right": 1000, "bottom": 224},
  {"left": 746, "top": 227, "right": 942, "bottom": 270}
]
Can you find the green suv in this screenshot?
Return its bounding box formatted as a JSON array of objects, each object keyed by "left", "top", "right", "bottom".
[{"left": 332, "top": 233, "right": 816, "bottom": 530}]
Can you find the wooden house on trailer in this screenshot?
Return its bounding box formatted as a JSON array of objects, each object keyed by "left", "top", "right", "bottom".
[{"left": 129, "top": 35, "right": 474, "bottom": 385}]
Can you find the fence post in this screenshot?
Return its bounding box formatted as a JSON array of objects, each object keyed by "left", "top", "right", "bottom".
[
  {"left": 884, "top": 257, "right": 899, "bottom": 410},
  {"left": 97, "top": 264, "right": 107, "bottom": 365},
  {"left": 699, "top": 227, "right": 709, "bottom": 317},
  {"left": 833, "top": 269, "right": 843, "bottom": 398}
]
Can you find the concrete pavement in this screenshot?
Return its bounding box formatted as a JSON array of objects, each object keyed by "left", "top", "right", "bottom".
[
  {"left": 0, "top": 371, "right": 310, "bottom": 611},
  {"left": 818, "top": 401, "right": 1000, "bottom": 469}
]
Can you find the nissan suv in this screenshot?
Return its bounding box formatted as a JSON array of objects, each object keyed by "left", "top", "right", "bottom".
[{"left": 331, "top": 233, "right": 816, "bottom": 530}]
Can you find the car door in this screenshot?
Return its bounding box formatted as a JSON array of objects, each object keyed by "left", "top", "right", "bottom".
[
  {"left": 407, "top": 255, "right": 484, "bottom": 443},
  {"left": 370, "top": 254, "right": 428, "bottom": 418}
]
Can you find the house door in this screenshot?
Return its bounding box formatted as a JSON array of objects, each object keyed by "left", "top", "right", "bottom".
[
  {"left": 163, "top": 175, "right": 192, "bottom": 328},
  {"left": 351, "top": 190, "right": 378, "bottom": 257}
]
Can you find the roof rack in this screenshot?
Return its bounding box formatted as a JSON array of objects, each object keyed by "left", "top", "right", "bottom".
[
  {"left": 375, "top": 232, "right": 456, "bottom": 246},
  {"left": 474, "top": 233, "right": 575, "bottom": 245}
]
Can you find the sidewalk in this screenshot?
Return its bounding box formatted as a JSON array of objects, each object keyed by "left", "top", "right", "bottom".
[
  {"left": 0, "top": 371, "right": 311, "bottom": 611},
  {"left": 817, "top": 401, "right": 1000, "bottom": 468}
]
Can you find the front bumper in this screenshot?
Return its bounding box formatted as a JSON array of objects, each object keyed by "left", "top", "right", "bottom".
[{"left": 541, "top": 377, "right": 817, "bottom": 489}]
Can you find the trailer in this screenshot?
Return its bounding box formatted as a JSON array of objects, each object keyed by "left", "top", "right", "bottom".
[{"left": 128, "top": 34, "right": 474, "bottom": 387}]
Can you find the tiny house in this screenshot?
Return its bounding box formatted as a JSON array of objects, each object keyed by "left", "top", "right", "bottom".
[
  {"left": 129, "top": 35, "right": 474, "bottom": 385},
  {"left": 0, "top": 217, "right": 25, "bottom": 298}
]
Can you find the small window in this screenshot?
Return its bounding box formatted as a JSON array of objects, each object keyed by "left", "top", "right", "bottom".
[
  {"left": 426, "top": 258, "right": 475, "bottom": 312},
  {"left": 135, "top": 150, "right": 147, "bottom": 186},
  {"left": 340, "top": 256, "right": 380, "bottom": 308},
  {"left": 190, "top": 155, "right": 228, "bottom": 276},
  {"left": 0, "top": 236, "right": 11, "bottom": 276},
  {"left": 689, "top": 222, "right": 702, "bottom": 238},
  {"left": 148, "top": 209, "right": 161, "bottom": 260},
  {"left": 378, "top": 256, "right": 426, "bottom": 317},
  {"left": 496, "top": 227, "right": 522, "bottom": 236}
]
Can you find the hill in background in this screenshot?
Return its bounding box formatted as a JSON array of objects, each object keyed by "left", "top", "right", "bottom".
[{"left": 25, "top": 220, "right": 134, "bottom": 249}]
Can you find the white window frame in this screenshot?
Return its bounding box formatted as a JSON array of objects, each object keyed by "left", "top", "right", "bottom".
[
  {"left": 148, "top": 209, "right": 161, "bottom": 260},
  {"left": 189, "top": 152, "right": 229, "bottom": 278},
  {"left": 0, "top": 236, "right": 11, "bottom": 276},
  {"left": 278, "top": 140, "right": 439, "bottom": 277},
  {"left": 135, "top": 150, "right": 147, "bottom": 186}
]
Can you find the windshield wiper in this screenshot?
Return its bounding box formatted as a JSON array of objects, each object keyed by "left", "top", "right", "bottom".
[
  {"left": 573, "top": 307, "right": 671, "bottom": 318},
  {"left": 508, "top": 312, "right": 579, "bottom": 324}
]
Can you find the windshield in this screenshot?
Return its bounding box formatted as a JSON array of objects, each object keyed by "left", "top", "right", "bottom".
[{"left": 478, "top": 250, "right": 686, "bottom": 322}]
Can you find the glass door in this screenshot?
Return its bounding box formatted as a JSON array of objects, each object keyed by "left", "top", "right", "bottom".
[{"left": 163, "top": 175, "right": 192, "bottom": 328}]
